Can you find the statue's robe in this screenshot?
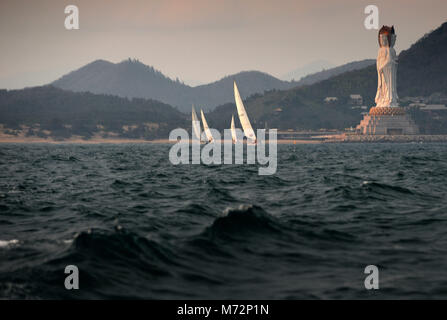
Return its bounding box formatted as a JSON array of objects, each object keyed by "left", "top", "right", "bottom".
[{"left": 375, "top": 46, "right": 398, "bottom": 108}]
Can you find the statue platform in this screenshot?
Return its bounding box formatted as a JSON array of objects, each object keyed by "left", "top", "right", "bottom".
[{"left": 356, "top": 107, "right": 419, "bottom": 135}]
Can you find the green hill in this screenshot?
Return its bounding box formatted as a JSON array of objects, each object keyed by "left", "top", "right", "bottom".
[
  {"left": 398, "top": 22, "right": 447, "bottom": 97},
  {"left": 0, "top": 86, "right": 186, "bottom": 140}
]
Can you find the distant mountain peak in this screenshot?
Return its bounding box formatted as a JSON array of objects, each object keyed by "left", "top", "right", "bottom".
[
  {"left": 292, "top": 59, "right": 375, "bottom": 87},
  {"left": 281, "top": 60, "right": 335, "bottom": 81},
  {"left": 118, "top": 58, "right": 147, "bottom": 67},
  {"left": 83, "top": 59, "right": 114, "bottom": 68},
  {"left": 52, "top": 60, "right": 294, "bottom": 112}
]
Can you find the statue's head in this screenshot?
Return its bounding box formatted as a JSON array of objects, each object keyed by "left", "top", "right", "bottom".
[{"left": 378, "top": 25, "right": 396, "bottom": 48}]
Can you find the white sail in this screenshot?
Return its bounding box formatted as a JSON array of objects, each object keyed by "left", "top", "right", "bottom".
[
  {"left": 191, "top": 106, "right": 201, "bottom": 141},
  {"left": 234, "top": 81, "right": 256, "bottom": 143},
  {"left": 200, "top": 109, "right": 214, "bottom": 143},
  {"left": 230, "top": 115, "right": 237, "bottom": 144}
]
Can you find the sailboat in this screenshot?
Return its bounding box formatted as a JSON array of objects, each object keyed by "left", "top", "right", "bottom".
[
  {"left": 191, "top": 106, "right": 201, "bottom": 142},
  {"left": 200, "top": 109, "right": 214, "bottom": 143},
  {"left": 234, "top": 81, "right": 256, "bottom": 144},
  {"left": 230, "top": 115, "right": 237, "bottom": 144}
]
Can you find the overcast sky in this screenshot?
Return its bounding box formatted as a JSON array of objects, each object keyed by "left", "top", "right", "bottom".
[{"left": 1, "top": 0, "right": 446, "bottom": 89}]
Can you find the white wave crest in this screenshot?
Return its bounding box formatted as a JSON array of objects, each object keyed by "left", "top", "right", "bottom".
[{"left": 0, "top": 239, "right": 19, "bottom": 248}]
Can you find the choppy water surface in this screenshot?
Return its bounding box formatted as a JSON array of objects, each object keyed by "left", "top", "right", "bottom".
[{"left": 1, "top": 143, "right": 447, "bottom": 299}]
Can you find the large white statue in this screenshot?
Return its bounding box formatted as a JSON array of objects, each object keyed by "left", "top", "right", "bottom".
[{"left": 375, "top": 26, "right": 399, "bottom": 108}]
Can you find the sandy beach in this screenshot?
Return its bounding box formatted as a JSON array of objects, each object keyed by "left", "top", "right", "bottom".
[
  {"left": 0, "top": 136, "right": 323, "bottom": 144},
  {"left": 2, "top": 134, "right": 447, "bottom": 144}
]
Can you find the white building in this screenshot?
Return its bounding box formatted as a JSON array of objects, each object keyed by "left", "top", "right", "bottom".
[
  {"left": 420, "top": 104, "right": 447, "bottom": 111},
  {"left": 349, "top": 94, "right": 363, "bottom": 105},
  {"left": 324, "top": 97, "right": 338, "bottom": 103}
]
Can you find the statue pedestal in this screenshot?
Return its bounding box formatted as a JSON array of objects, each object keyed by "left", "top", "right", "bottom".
[{"left": 356, "top": 107, "right": 419, "bottom": 135}]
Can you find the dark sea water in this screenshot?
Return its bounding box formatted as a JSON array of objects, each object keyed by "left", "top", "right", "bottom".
[{"left": 1, "top": 143, "right": 447, "bottom": 299}]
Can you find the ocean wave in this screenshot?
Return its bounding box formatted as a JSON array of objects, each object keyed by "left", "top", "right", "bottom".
[
  {"left": 201, "top": 205, "right": 282, "bottom": 239},
  {"left": 325, "top": 181, "right": 420, "bottom": 202},
  {"left": 176, "top": 203, "right": 215, "bottom": 217},
  {"left": 0, "top": 239, "right": 19, "bottom": 248},
  {"left": 16, "top": 228, "right": 185, "bottom": 298},
  {"left": 361, "top": 181, "right": 415, "bottom": 195},
  {"left": 2, "top": 143, "right": 447, "bottom": 299},
  {"left": 69, "top": 228, "right": 178, "bottom": 270},
  {"left": 49, "top": 154, "right": 81, "bottom": 162}
]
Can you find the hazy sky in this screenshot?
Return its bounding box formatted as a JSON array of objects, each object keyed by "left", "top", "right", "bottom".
[{"left": 1, "top": 0, "right": 446, "bottom": 89}]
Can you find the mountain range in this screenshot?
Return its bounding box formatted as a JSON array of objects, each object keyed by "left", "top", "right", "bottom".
[
  {"left": 51, "top": 58, "right": 377, "bottom": 114},
  {"left": 52, "top": 60, "right": 295, "bottom": 113}
]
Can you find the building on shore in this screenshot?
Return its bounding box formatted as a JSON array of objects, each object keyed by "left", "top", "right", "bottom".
[
  {"left": 349, "top": 94, "right": 363, "bottom": 106},
  {"left": 420, "top": 104, "right": 447, "bottom": 111},
  {"left": 324, "top": 97, "right": 338, "bottom": 103}
]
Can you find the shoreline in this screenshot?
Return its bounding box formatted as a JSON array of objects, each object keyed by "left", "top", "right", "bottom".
[
  {"left": 1, "top": 135, "right": 447, "bottom": 144},
  {"left": 0, "top": 137, "right": 322, "bottom": 144},
  {"left": 334, "top": 134, "right": 447, "bottom": 143}
]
